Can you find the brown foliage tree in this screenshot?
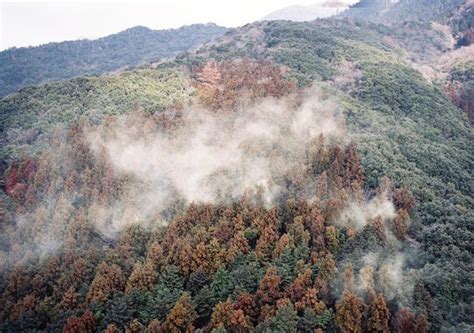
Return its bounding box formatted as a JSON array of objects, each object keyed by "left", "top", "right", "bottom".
[
  {"left": 256, "top": 225, "right": 279, "bottom": 261},
  {"left": 315, "top": 171, "right": 329, "bottom": 200},
  {"left": 309, "top": 206, "right": 325, "bottom": 239},
  {"left": 177, "top": 241, "right": 194, "bottom": 277},
  {"left": 393, "top": 308, "right": 415, "bottom": 333},
  {"left": 234, "top": 292, "right": 258, "bottom": 326},
  {"left": 126, "top": 262, "right": 157, "bottom": 293},
  {"left": 147, "top": 319, "right": 163, "bottom": 333},
  {"left": 393, "top": 208, "right": 410, "bottom": 240},
  {"left": 313, "top": 277, "right": 331, "bottom": 305},
  {"left": 372, "top": 216, "right": 386, "bottom": 242},
  {"left": 273, "top": 233, "right": 293, "bottom": 259},
  {"left": 335, "top": 291, "right": 364, "bottom": 333},
  {"left": 295, "top": 288, "right": 326, "bottom": 314},
  {"left": 86, "top": 262, "right": 125, "bottom": 303},
  {"left": 146, "top": 241, "right": 164, "bottom": 269},
  {"left": 366, "top": 292, "right": 390, "bottom": 333},
  {"left": 211, "top": 299, "right": 251, "bottom": 332},
  {"left": 63, "top": 310, "right": 96, "bottom": 333},
  {"left": 393, "top": 187, "right": 416, "bottom": 212},
  {"left": 345, "top": 142, "right": 365, "bottom": 189},
  {"left": 163, "top": 294, "right": 197, "bottom": 333},
  {"left": 191, "top": 241, "right": 208, "bottom": 273},
  {"left": 128, "top": 319, "right": 145, "bottom": 333},
  {"left": 288, "top": 216, "right": 310, "bottom": 247},
  {"left": 61, "top": 287, "right": 80, "bottom": 310},
  {"left": 331, "top": 146, "right": 345, "bottom": 190},
  {"left": 286, "top": 268, "right": 313, "bottom": 304},
  {"left": 195, "top": 59, "right": 294, "bottom": 111},
  {"left": 256, "top": 267, "right": 282, "bottom": 305},
  {"left": 104, "top": 323, "right": 119, "bottom": 333},
  {"left": 231, "top": 231, "right": 251, "bottom": 255},
  {"left": 9, "top": 294, "right": 38, "bottom": 321},
  {"left": 196, "top": 61, "right": 221, "bottom": 88},
  {"left": 343, "top": 265, "right": 356, "bottom": 293}
]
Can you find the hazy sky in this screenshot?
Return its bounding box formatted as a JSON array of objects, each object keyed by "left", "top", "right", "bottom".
[{"left": 0, "top": 0, "right": 358, "bottom": 50}]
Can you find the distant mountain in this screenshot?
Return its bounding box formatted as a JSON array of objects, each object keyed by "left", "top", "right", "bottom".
[
  {"left": 262, "top": 1, "right": 351, "bottom": 22},
  {"left": 0, "top": 23, "right": 229, "bottom": 97},
  {"left": 341, "top": 0, "right": 470, "bottom": 34}
]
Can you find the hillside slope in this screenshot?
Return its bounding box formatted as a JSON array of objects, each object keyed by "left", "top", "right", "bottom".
[
  {"left": 341, "top": 0, "right": 472, "bottom": 43},
  {"left": 0, "top": 14, "right": 472, "bottom": 333},
  {"left": 0, "top": 23, "right": 228, "bottom": 97}
]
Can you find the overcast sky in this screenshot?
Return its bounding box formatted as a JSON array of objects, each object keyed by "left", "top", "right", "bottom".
[{"left": 0, "top": 0, "right": 359, "bottom": 51}]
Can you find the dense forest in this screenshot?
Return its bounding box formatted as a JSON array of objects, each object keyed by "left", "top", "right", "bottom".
[
  {"left": 342, "top": 0, "right": 473, "bottom": 46},
  {"left": 0, "top": 1, "right": 473, "bottom": 332},
  {"left": 0, "top": 23, "right": 228, "bottom": 97}
]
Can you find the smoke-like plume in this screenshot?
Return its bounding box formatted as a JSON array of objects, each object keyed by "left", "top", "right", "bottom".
[
  {"left": 87, "top": 88, "right": 347, "bottom": 234},
  {"left": 354, "top": 252, "right": 418, "bottom": 306},
  {"left": 336, "top": 190, "right": 396, "bottom": 231}
]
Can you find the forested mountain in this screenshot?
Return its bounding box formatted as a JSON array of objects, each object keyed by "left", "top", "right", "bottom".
[
  {"left": 0, "top": 23, "right": 229, "bottom": 97},
  {"left": 342, "top": 0, "right": 472, "bottom": 40},
  {"left": 341, "top": 0, "right": 474, "bottom": 122},
  {"left": 0, "top": 2, "right": 473, "bottom": 333}
]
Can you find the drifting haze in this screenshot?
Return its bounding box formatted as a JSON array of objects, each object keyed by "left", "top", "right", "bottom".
[
  {"left": 1, "top": 87, "right": 349, "bottom": 268},
  {"left": 1, "top": 83, "right": 417, "bottom": 312},
  {"left": 88, "top": 88, "right": 347, "bottom": 235}
]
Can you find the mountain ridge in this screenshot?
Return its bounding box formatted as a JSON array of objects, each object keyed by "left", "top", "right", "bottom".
[{"left": 0, "top": 23, "right": 229, "bottom": 97}]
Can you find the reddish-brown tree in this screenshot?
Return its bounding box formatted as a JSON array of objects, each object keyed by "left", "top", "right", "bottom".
[
  {"left": 256, "top": 267, "right": 282, "bottom": 305},
  {"left": 61, "top": 287, "right": 80, "bottom": 310},
  {"left": 393, "top": 308, "right": 415, "bottom": 333},
  {"left": 211, "top": 299, "right": 250, "bottom": 331},
  {"left": 86, "top": 262, "right": 125, "bottom": 303},
  {"left": 366, "top": 292, "right": 390, "bottom": 333},
  {"left": 273, "top": 233, "right": 293, "bottom": 259},
  {"left": 163, "top": 294, "right": 197, "bottom": 333},
  {"left": 147, "top": 319, "right": 163, "bottom": 333},
  {"left": 126, "top": 262, "right": 157, "bottom": 293},
  {"left": 235, "top": 292, "right": 258, "bottom": 325},
  {"left": 372, "top": 216, "right": 386, "bottom": 242},
  {"left": 295, "top": 288, "right": 326, "bottom": 314},
  {"left": 393, "top": 187, "right": 416, "bottom": 212},
  {"left": 256, "top": 225, "right": 279, "bottom": 261},
  {"left": 286, "top": 268, "right": 313, "bottom": 304},
  {"left": 335, "top": 291, "right": 364, "bottom": 333},
  {"left": 104, "top": 324, "right": 119, "bottom": 333},
  {"left": 392, "top": 209, "right": 410, "bottom": 240},
  {"left": 63, "top": 310, "right": 96, "bottom": 333}
]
